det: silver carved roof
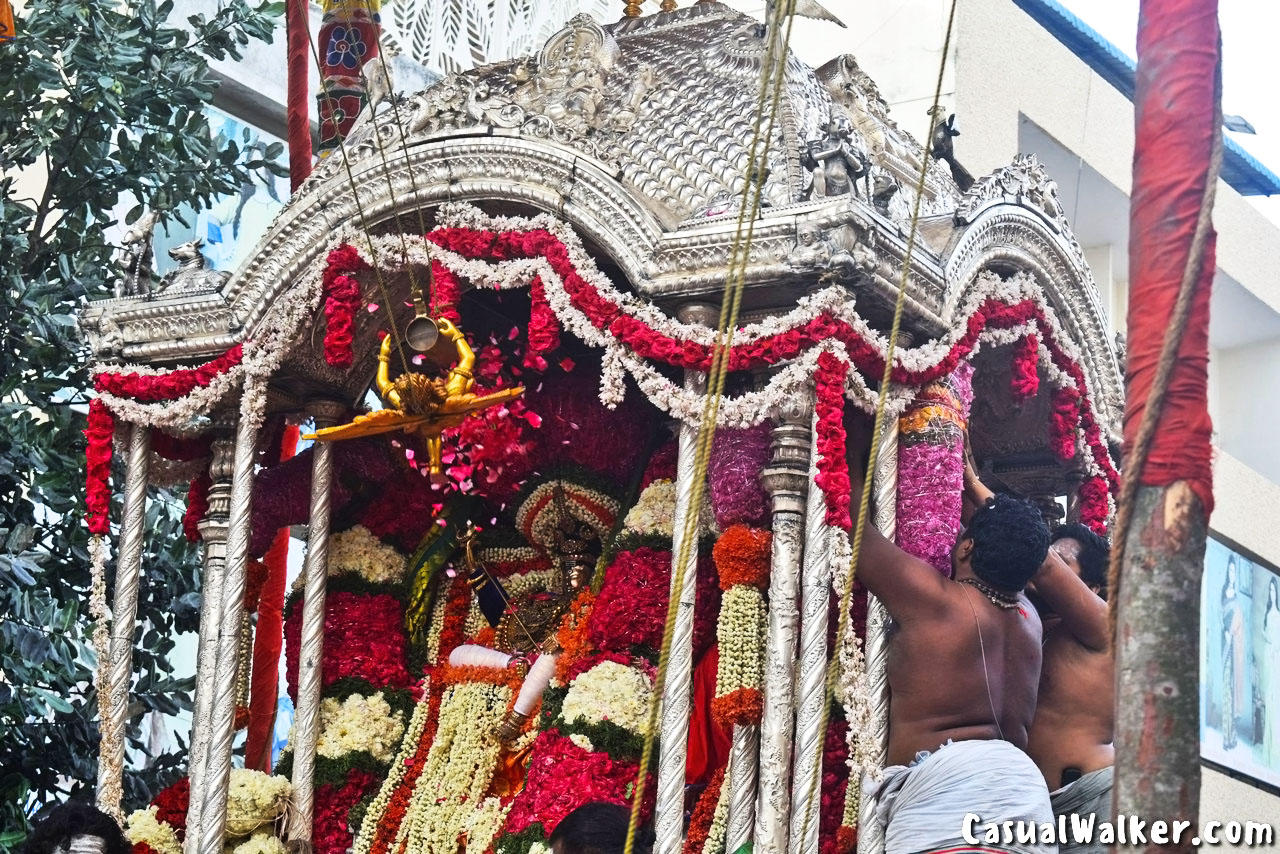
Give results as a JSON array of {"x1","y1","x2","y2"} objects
[{"x1": 79, "y1": 2, "x2": 1125, "y2": 448}]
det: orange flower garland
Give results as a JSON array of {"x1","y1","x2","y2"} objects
[
  {"x1": 553, "y1": 589, "x2": 595, "y2": 685},
  {"x1": 711, "y1": 525, "x2": 771, "y2": 729}
]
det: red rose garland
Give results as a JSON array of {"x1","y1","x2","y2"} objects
[
  {"x1": 1011, "y1": 334, "x2": 1041, "y2": 402},
  {"x1": 683, "y1": 765, "x2": 726, "y2": 854},
  {"x1": 1049, "y1": 386, "x2": 1082, "y2": 460},
  {"x1": 284, "y1": 591, "x2": 411, "y2": 700},
  {"x1": 524, "y1": 275, "x2": 561, "y2": 371},
  {"x1": 94, "y1": 344, "x2": 244, "y2": 402},
  {"x1": 150, "y1": 776, "x2": 190, "y2": 838},
  {"x1": 322, "y1": 245, "x2": 366, "y2": 368},
  {"x1": 1078, "y1": 476, "x2": 1110, "y2": 536},
  {"x1": 314, "y1": 768, "x2": 380, "y2": 854},
  {"x1": 183, "y1": 474, "x2": 211, "y2": 543},
  {"x1": 430, "y1": 260, "x2": 462, "y2": 323},
  {"x1": 814, "y1": 351, "x2": 852, "y2": 530},
  {"x1": 588, "y1": 547, "x2": 673, "y2": 653},
  {"x1": 84, "y1": 399, "x2": 115, "y2": 536}
]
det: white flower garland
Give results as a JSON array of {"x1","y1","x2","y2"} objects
[
  {"x1": 353, "y1": 676, "x2": 433, "y2": 854},
  {"x1": 829, "y1": 527, "x2": 877, "y2": 830},
  {"x1": 395, "y1": 681, "x2": 512, "y2": 854},
  {"x1": 713, "y1": 585, "x2": 767, "y2": 700},
  {"x1": 227, "y1": 832, "x2": 287, "y2": 854},
  {"x1": 702, "y1": 769, "x2": 731, "y2": 854},
  {"x1": 88, "y1": 536, "x2": 122, "y2": 821},
  {"x1": 326, "y1": 525, "x2": 409, "y2": 585},
  {"x1": 316, "y1": 691, "x2": 407, "y2": 764},
  {"x1": 560, "y1": 660, "x2": 654, "y2": 736}
]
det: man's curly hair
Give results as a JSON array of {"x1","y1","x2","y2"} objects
[
  {"x1": 22, "y1": 801, "x2": 131, "y2": 854},
  {"x1": 966, "y1": 493, "x2": 1050, "y2": 592},
  {"x1": 1052, "y1": 522, "x2": 1111, "y2": 600}
]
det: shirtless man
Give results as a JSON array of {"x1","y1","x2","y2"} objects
[
  {"x1": 850, "y1": 434, "x2": 1056, "y2": 854},
  {"x1": 1025, "y1": 523, "x2": 1114, "y2": 853}
]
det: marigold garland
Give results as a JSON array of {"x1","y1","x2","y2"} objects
[
  {"x1": 711, "y1": 585, "x2": 767, "y2": 728},
  {"x1": 553, "y1": 589, "x2": 595, "y2": 684},
  {"x1": 712, "y1": 525, "x2": 771, "y2": 590}
]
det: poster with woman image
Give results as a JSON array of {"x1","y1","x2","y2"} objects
[{"x1": 1200, "y1": 536, "x2": 1280, "y2": 788}]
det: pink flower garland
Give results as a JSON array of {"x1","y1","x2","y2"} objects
[
  {"x1": 524, "y1": 275, "x2": 561, "y2": 371},
  {"x1": 84, "y1": 400, "x2": 115, "y2": 536},
  {"x1": 708, "y1": 423, "x2": 770, "y2": 529},
  {"x1": 1049, "y1": 386, "x2": 1082, "y2": 460},
  {"x1": 183, "y1": 474, "x2": 211, "y2": 543},
  {"x1": 815, "y1": 351, "x2": 852, "y2": 530},
  {"x1": 322, "y1": 245, "x2": 365, "y2": 368},
  {"x1": 895, "y1": 364, "x2": 973, "y2": 574},
  {"x1": 1078, "y1": 476, "x2": 1110, "y2": 536},
  {"x1": 1011, "y1": 334, "x2": 1040, "y2": 402},
  {"x1": 94, "y1": 344, "x2": 244, "y2": 402}
]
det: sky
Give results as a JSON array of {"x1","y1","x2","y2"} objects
[{"x1": 1059, "y1": 0, "x2": 1280, "y2": 224}]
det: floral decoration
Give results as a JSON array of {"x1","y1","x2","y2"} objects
[
  {"x1": 125, "y1": 806, "x2": 181, "y2": 854},
  {"x1": 317, "y1": 692, "x2": 407, "y2": 763},
  {"x1": 84, "y1": 399, "x2": 115, "y2": 536},
  {"x1": 712, "y1": 525, "x2": 771, "y2": 590},
  {"x1": 711, "y1": 585, "x2": 766, "y2": 728},
  {"x1": 285, "y1": 591, "x2": 410, "y2": 701},
  {"x1": 95, "y1": 344, "x2": 244, "y2": 402},
  {"x1": 230, "y1": 832, "x2": 288, "y2": 854},
  {"x1": 503, "y1": 730, "x2": 652, "y2": 835},
  {"x1": 587, "y1": 547, "x2": 672, "y2": 654},
  {"x1": 323, "y1": 245, "x2": 366, "y2": 368},
  {"x1": 326, "y1": 525, "x2": 409, "y2": 586},
  {"x1": 1078, "y1": 476, "x2": 1111, "y2": 536},
  {"x1": 560, "y1": 659, "x2": 653, "y2": 736},
  {"x1": 708, "y1": 424, "x2": 770, "y2": 530},
  {"x1": 225, "y1": 769, "x2": 291, "y2": 837},
  {"x1": 682, "y1": 765, "x2": 726, "y2": 854},
  {"x1": 314, "y1": 768, "x2": 379, "y2": 854},
  {"x1": 1011, "y1": 334, "x2": 1041, "y2": 402},
  {"x1": 183, "y1": 474, "x2": 211, "y2": 543},
  {"x1": 151, "y1": 777, "x2": 190, "y2": 837},
  {"x1": 1049, "y1": 386, "x2": 1082, "y2": 461},
  {"x1": 819, "y1": 719, "x2": 851, "y2": 854},
  {"x1": 815, "y1": 350, "x2": 852, "y2": 530},
  {"x1": 623, "y1": 479, "x2": 716, "y2": 540}
]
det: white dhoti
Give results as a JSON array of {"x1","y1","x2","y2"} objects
[
  {"x1": 866, "y1": 739, "x2": 1057, "y2": 854},
  {"x1": 1050, "y1": 766, "x2": 1113, "y2": 854}
]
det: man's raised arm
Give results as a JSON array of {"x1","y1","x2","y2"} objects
[
  {"x1": 1030, "y1": 547, "x2": 1109, "y2": 652},
  {"x1": 847, "y1": 439, "x2": 950, "y2": 622}
]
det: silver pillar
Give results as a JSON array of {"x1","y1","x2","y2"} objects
[
  {"x1": 788, "y1": 413, "x2": 831, "y2": 854},
  {"x1": 186, "y1": 420, "x2": 236, "y2": 854},
  {"x1": 655, "y1": 303, "x2": 716, "y2": 854},
  {"x1": 725, "y1": 721, "x2": 760, "y2": 853},
  {"x1": 198, "y1": 408, "x2": 261, "y2": 854},
  {"x1": 96, "y1": 422, "x2": 151, "y2": 820},
  {"x1": 288, "y1": 402, "x2": 345, "y2": 843},
  {"x1": 753, "y1": 399, "x2": 812, "y2": 854}
]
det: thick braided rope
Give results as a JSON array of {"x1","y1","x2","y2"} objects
[
  {"x1": 798, "y1": 0, "x2": 960, "y2": 847},
  {"x1": 625, "y1": 3, "x2": 799, "y2": 852}
]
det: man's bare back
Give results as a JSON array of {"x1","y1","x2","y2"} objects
[
  {"x1": 849, "y1": 443, "x2": 1047, "y2": 765},
  {"x1": 886, "y1": 584, "x2": 1043, "y2": 765},
  {"x1": 1025, "y1": 530, "x2": 1115, "y2": 790}
]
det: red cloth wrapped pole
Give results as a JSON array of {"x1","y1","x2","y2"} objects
[
  {"x1": 286, "y1": 0, "x2": 313, "y2": 191},
  {"x1": 1125, "y1": 0, "x2": 1218, "y2": 514},
  {"x1": 1114, "y1": 0, "x2": 1220, "y2": 840},
  {"x1": 245, "y1": 425, "x2": 301, "y2": 771}
]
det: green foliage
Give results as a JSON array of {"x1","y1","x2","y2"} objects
[{"x1": 0, "y1": 0, "x2": 282, "y2": 848}]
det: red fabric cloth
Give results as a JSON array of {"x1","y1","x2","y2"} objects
[
  {"x1": 245, "y1": 425, "x2": 300, "y2": 771},
  {"x1": 1125, "y1": 0, "x2": 1218, "y2": 515},
  {"x1": 286, "y1": 0, "x2": 313, "y2": 191},
  {"x1": 686, "y1": 645, "x2": 731, "y2": 785}
]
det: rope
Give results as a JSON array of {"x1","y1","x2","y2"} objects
[
  {"x1": 624, "y1": 2, "x2": 799, "y2": 851},
  {"x1": 798, "y1": 0, "x2": 959, "y2": 845},
  {"x1": 305, "y1": 31, "x2": 412, "y2": 376},
  {"x1": 1106, "y1": 47, "x2": 1223, "y2": 642}
]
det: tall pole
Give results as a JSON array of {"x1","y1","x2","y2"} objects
[{"x1": 1113, "y1": 0, "x2": 1220, "y2": 847}]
